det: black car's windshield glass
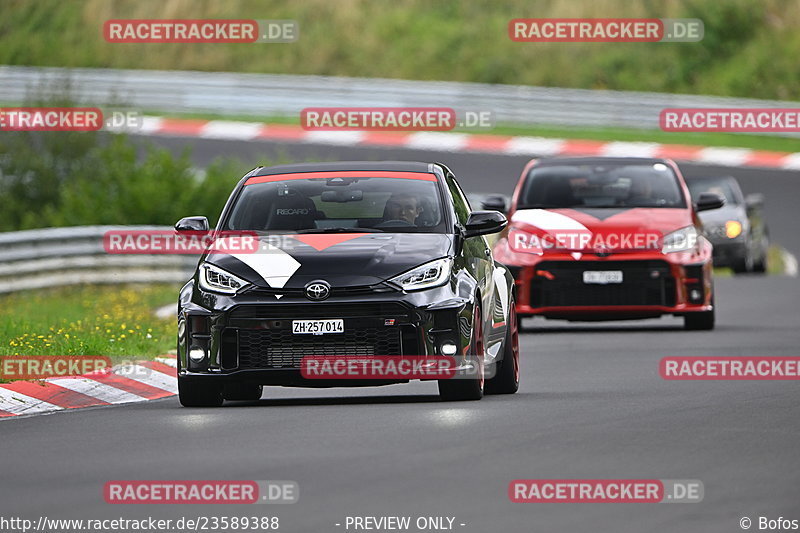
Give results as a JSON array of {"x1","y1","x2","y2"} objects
[
  {"x1": 687, "y1": 179, "x2": 739, "y2": 205},
  {"x1": 224, "y1": 174, "x2": 446, "y2": 233},
  {"x1": 520, "y1": 162, "x2": 686, "y2": 209}
]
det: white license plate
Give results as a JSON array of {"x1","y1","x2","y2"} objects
[
  {"x1": 583, "y1": 270, "x2": 624, "y2": 284},
  {"x1": 292, "y1": 319, "x2": 344, "y2": 335}
]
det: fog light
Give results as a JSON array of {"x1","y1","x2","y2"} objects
[
  {"x1": 189, "y1": 347, "x2": 206, "y2": 362},
  {"x1": 440, "y1": 342, "x2": 457, "y2": 356},
  {"x1": 690, "y1": 289, "x2": 702, "y2": 301}
]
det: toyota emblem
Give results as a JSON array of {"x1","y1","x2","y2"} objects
[
  {"x1": 305, "y1": 281, "x2": 331, "y2": 300},
  {"x1": 593, "y1": 244, "x2": 611, "y2": 257}
]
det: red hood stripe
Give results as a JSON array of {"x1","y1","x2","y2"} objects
[{"x1": 245, "y1": 170, "x2": 436, "y2": 186}]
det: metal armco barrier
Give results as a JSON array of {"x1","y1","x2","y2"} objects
[
  {"x1": 0, "y1": 226, "x2": 197, "y2": 294},
  {"x1": 1, "y1": 65, "x2": 797, "y2": 133}
]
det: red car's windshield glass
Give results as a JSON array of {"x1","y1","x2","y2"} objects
[{"x1": 520, "y1": 163, "x2": 687, "y2": 209}]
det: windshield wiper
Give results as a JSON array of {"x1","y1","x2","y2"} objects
[{"x1": 296, "y1": 227, "x2": 384, "y2": 233}]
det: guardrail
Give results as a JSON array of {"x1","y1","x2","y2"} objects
[
  {"x1": 0, "y1": 226, "x2": 197, "y2": 294},
  {"x1": 1, "y1": 65, "x2": 797, "y2": 133}
]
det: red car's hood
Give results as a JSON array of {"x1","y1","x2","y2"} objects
[{"x1": 509, "y1": 207, "x2": 693, "y2": 252}]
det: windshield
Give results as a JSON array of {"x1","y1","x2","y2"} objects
[
  {"x1": 687, "y1": 178, "x2": 740, "y2": 205},
  {"x1": 223, "y1": 173, "x2": 446, "y2": 233},
  {"x1": 519, "y1": 162, "x2": 686, "y2": 209}
]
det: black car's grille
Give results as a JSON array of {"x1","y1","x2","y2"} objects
[
  {"x1": 237, "y1": 327, "x2": 403, "y2": 369},
  {"x1": 531, "y1": 260, "x2": 676, "y2": 307},
  {"x1": 228, "y1": 302, "x2": 414, "y2": 369}
]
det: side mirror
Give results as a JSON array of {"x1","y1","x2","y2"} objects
[
  {"x1": 464, "y1": 210, "x2": 507, "y2": 238},
  {"x1": 695, "y1": 192, "x2": 725, "y2": 213},
  {"x1": 175, "y1": 216, "x2": 210, "y2": 232},
  {"x1": 745, "y1": 193, "x2": 764, "y2": 210},
  {"x1": 481, "y1": 195, "x2": 508, "y2": 213}
]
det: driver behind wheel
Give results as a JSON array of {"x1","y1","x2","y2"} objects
[{"x1": 383, "y1": 193, "x2": 424, "y2": 225}]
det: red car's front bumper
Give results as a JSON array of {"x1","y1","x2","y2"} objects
[{"x1": 495, "y1": 239, "x2": 714, "y2": 321}]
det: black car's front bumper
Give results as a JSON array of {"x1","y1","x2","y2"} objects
[
  {"x1": 177, "y1": 282, "x2": 474, "y2": 387},
  {"x1": 709, "y1": 239, "x2": 747, "y2": 268}
]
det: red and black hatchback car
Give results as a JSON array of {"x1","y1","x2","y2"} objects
[{"x1": 492, "y1": 157, "x2": 725, "y2": 330}]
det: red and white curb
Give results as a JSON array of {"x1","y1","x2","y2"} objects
[
  {"x1": 0, "y1": 355, "x2": 177, "y2": 419},
  {"x1": 115, "y1": 117, "x2": 800, "y2": 170}
]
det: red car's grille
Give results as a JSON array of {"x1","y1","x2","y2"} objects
[{"x1": 530, "y1": 260, "x2": 676, "y2": 307}]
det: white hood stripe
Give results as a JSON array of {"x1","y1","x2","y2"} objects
[
  {"x1": 231, "y1": 243, "x2": 301, "y2": 289},
  {"x1": 512, "y1": 209, "x2": 589, "y2": 232}
]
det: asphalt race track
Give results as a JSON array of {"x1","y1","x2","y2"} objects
[{"x1": 1, "y1": 136, "x2": 798, "y2": 533}]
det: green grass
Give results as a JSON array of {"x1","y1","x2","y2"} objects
[
  {"x1": 469, "y1": 125, "x2": 800, "y2": 154},
  {"x1": 0, "y1": 284, "x2": 180, "y2": 361},
  {"x1": 766, "y1": 244, "x2": 789, "y2": 275},
  {"x1": 1, "y1": 0, "x2": 799, "y2": 101}
]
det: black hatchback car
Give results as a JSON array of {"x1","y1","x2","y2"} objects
[
  {"x1": 175, "y1": 161, "x2": 519, "y2": 406},
  {"x1": 686, "y1": 176, "x2": 770, "y2": 273}
]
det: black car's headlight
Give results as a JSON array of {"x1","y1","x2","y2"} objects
[
  {"x1": 707, "y1": 221, "x2": 743, "y2": 240},
  {"x1": 388, "y1": 257, "x2": 453, "y2": 291},
  {"x1": 198, "y1": 263, "x2": 249, "y2": 294},
  {"x1": 723, "y1": 220, "x2": 743, "y2": 239}
]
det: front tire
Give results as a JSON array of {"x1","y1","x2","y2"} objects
[
  {"x1": 438, "y1": 303, "x2": 485, "y2": 401},
  {"x1": 751, "y1": 251, "x2": 768, "y2": 273},
  {"x1": 684, "y1": 306, "x2": 715, "y2": 331},
  {"x1": 731, "y1": 252, "x2": 753, "y2": 274},
  {"x1": 178, "y1": 378, "x2": 223, "y2": 407},
  {"x1": 486, "y1": 301, "x2": 520, "y2": 395}
]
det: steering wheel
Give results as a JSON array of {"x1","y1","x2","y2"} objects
[{"x1": 374, "y1": 219, "x2": 416, "y2": 228}]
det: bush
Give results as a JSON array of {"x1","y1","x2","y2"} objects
[{"x1": 0, "y1": 130, "x2": 252, "y2": 231}]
